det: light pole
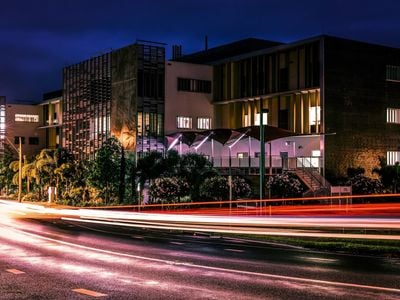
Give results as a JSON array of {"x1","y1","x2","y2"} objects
[
  {"x1": 18, "y1": 137, "x2": 22, "y2": 202},
  {"x1": 259, "y1": 98, "x2": 269, "y2": 201}
]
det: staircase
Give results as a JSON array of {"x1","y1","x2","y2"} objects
[{"x1": 295, "y1": 167, "x2": 331, "y2": 197}]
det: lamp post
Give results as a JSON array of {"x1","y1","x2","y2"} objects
[
  {"x1": 18, "y1": 137, "x2": 22, "y2": 202},
  {"x1": 259, "y1": 98, "x2": 269, "y2": 201}
]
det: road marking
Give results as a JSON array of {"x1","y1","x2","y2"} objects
[
  {"x1": 299, "y1": 256, "x2": 338, "y2": 263},
  {"x1": 170, "y1": 241, "x2": 185, "y2": 245},
  {"x1": 72, "y1": 288, "x2": 107, "y2": 297},
  {"x1": 6, "y1": 269, "x2": 25, "y2": 274},
  {"x1": 224, "y1": 248, "x2": 244, "y2": 253},
  {"x1": 11, "y1": 226, "x2": 400, "y2": 295}
]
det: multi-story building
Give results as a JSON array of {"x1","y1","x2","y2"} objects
[
  {"x1": 173, "y1": 35, "x2": 400, "y2": 184},
  {"x1": 39, "y1": 90, "x2": 63, "y2": 150},
  {"x1": 2, "y1": 98, "x2": 46, "y2": 158},
  {"x1": 62, "y1": 41, "x2": 165, "y2": 159}
]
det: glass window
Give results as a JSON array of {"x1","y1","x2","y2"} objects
[
  {"x1": 29, "y1": 137, "x2": 39, "y2": 145},
  {"x1": 386, "y1": 65, "x2": 400, "y2": 82},
  {"x1": 15, "y1": 114, "x2": 39, "y2": 122},
  {"x1": 387, "y1": 151, "x2": 400, "y2": 165},
  {"x1": 176, "y1": 116, "x2": 192, "y2": 129},
  {"x1": 387, "y1": 108, "x2": 400, "y2": 123},
  {"x1": 197, "y1": 117, "x2": 211, "y2": 129},
  {"x1": 14, "y1": 136, "x2": 25, "y2": 144},
  {"x1": 254, "y1": 112, "x2": 268, "y2": 125}
]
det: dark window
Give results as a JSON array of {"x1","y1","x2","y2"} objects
[
  {"x1": 29, "y1": 137, "x2": 39, "y2": 145},
  {"x1": 14, "y1": 136, "x2": 25, "y2": 144},
  {"x1": 278, "y1": 109, "x2": 289, "y2": 130},
  {"x1": 177, "y1": 78, "x2": 211, "y2": 93}
]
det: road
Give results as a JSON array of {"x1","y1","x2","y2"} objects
[{"x1": 0, "y1": 209, "x2": 400, "y2": 299}]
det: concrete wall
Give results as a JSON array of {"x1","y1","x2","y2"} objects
[
  {"x1": 324, "y1": 36, "x2": 400, "y2": 178},
  {"x1": 165, "y1": 61, "x2": 213, "y2": 134},
  {"x1": 6, "y1": 104, "x2": 46, "y2": 158},
  {"x1": 111, "y1": 45, "x2": 137, "y2": 151}
]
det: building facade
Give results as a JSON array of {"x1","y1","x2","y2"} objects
[
  {"x1": 175, "y1": 36, "x2": 400, "y2": 180},
  {"x1": 62, "y1": 41, "x2": 165, "y2": 159}
]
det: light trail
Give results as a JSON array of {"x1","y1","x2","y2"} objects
[
  {"x1": 0, "y1": 220, "x2": 399, "y2": 296},
  {"x1": 1, "y1": 199, "x2": 400, "y2": 240}
]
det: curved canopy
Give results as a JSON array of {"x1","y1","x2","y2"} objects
[{"x1": 166, "y1": 125, "x2": 300, "y2": 147}]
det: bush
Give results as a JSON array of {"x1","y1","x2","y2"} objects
[
  {"x1": 21, "y1": 192, "x2": 41, "y2": 202},
  {"x1": 199, "y1": 176, "x2": 252, "y2": 201},
  {"x1": 345, "y1": 174, "x2": 384, "y2": 195},
  {"x1": 267, "y1": 172, "x2": 304, "y2": 198},
  {"x1": 149, "y1": 177, "x2": 189, "y2": 203}
]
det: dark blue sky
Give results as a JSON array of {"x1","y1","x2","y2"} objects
[{"x1": 1, "y1": 0, "x2": 400, "y2": 102}]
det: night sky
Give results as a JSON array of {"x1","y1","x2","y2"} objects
[{"x1": 1, "y1": 0, "x2": 400, "y2": 102}]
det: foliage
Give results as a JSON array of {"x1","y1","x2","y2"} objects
[
  {"x1": 199, "y1": 176, "x2": 229, "y2": 201},
  {"x1": 179, "y1": 153, "x2": 218, "y2": 201},
  {"x1": 372, "y1": 157, "x2": 400, "y2": 192},
  {"x1": 232, "y1": 176, "x2": 252, "y2": 199},
  {"x1": 0, "y1": 145, "x2": 17, "y2": 193},
  {"x1": 199, "y1": 176, "x2": 251, "y2": 201},
  {"x1": 148, "y1": 176, "x2": 189, "y2": 203},
  {"x1": 345, "y1": 174, "x2": 384, "y2": 195},
  {"x1": 87, "y1": 138, "x2": 122, "y2": 203},
  {"x1": 21, "y1": 192, "x2": 40, "y2": 202},
  {"x1": 266, "y1": 172, "x2": 304, "y2": 198}
]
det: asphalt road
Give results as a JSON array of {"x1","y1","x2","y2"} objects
[{"x1": 0, "y1": 216, "x2": 400, "y2": 299}]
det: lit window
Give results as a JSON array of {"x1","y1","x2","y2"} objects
[
  {"x1": 15, "y1": 114, "x2": 39, "y2": 122},
  {"x1": 309, "y1": 106, "x2": 320, "y2": 132},
  {"x1": 197, "y1": 117, "x2": 211, "y2": 129},
  {"x1": 237, "y1": 152, "x2": 248, "y2": 159},
  {"x1": 387, "y1": 108, "x2": 400, "y2": 124},
  {"x1": 387, "y1": 151, "x2": 400, "y2": 165},
  {"x1": 254, "y1": 112, "x2": 268, "y2": 125},
  {"x1": 244, "y1": 115, "x2": 250, "y2": 127},
  {"x1": 386, "y1": 65, "x2": 400, "y2": 82},
  {"x1": 176, "y1": 116, "x2": 192, "y2": 129}
]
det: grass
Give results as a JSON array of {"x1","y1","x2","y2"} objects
[{"x1": 223, "y1": 234, "x2": 400, "y2": 258}]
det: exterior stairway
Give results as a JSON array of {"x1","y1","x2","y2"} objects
[{"x1": 295, "y1": 168, "x2": 331, "y2": 197}]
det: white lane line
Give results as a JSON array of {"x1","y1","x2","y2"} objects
[
  {"x1": 224, "y1": 248, "x2": 245, "y2": 253},
  {"x1": 9, "y1": 225, "x2": 400, "y2": 295},
  {"x1": 170, "y1": 241, "x2": 185, "y2": 245},
  {"x1": 72, "y1": 288, "x2": 107, "y2": 297},
  {"x1": 6, "y1": 269, "x2": 25, "y2": 274}
]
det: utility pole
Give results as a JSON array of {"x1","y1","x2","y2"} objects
[{"x1": 259, "y1": 98, "x2": 269, "y2": 201}]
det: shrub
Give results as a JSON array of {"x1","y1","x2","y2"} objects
[
  {"x1": 149, "y1": 177, "x2": 189, "y2": 203},
  {"x1": 267, "y1": 172, "x2": 304, "y2": 198}
]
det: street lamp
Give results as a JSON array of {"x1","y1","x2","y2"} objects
[{"x1": 259, "y1": 98, "x2": 269, "y2": 201}]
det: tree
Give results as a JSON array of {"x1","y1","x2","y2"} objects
[
  {"x1": 179, "y1": 153, "x2": 218, "y2": 201},
  {"x1": 87, "y1": 138, "x2": 122, "y2": 203},
  {"x1": 200, "y1": 176, "x2": 252, "y2": 201},
  {"x1": 199, "y1": 176, "x2": 229, "y2": 201},
  {"x1": 346, "y1": 174, "x2": 384, "y2": 195},
  {"x1": 267, "y1": 172, "x2": 304, "y2": 198},
  {"x1": 148, "y1": 177, "x2": 189, "y2": 203},
  {"x1": 0, "y1": 145, "x2": 16, "y2": 194},
  {"x1": 372, "y1": 157, "x2": 400, "y2": 192}
]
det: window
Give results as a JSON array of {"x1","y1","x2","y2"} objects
[
  {"x1": 29, "y1": 137, "x2": 39, "y2": 145},
  {"x1": 254, "y1": 112, "x2": 268, "y2": 125},
  {"x1": 387, "y1": 151, "x2": 400, "y2": 165},
  {"x1": 244, "y1": 114, "x2": 250, "y2": 127},
  {"x1": 387, "y1": 108, "x2": 400, "y2": 123},
  {"x1": 197, "y1": 117, "x2": 211, "y2": 129},
  {"x1": 386, "y1": 65, "x2": 400, "y2": 82},
  {"x1": 176, "y1": 116, "x2": 192, "y2": 129},
  {"x1": 14, "y1": 136, "x2": 25, "y2": 144},
  {"x1": 177, "y1": 78, "x2": 212, "y2": 93},
  {"x1": 237, "y1": 152, "x2": 248, "y2": 159},
  {"x1": 309, "y1": 106, "x2": 321, "y2": 132},
  {"x1": 15, "y1": 114, "x2": 39, "y2": 122}
]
